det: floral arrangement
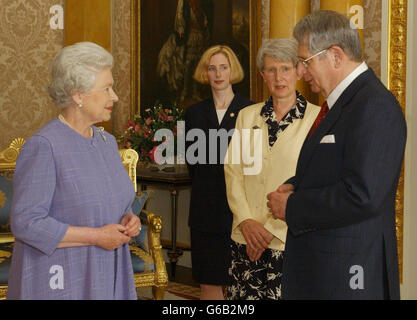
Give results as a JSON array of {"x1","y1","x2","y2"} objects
[{"x1": 118, "y1": 104, "x2": 185, "y2": 163}]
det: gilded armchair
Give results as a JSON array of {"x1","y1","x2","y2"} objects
[
  {"x1": 0, "y1": 142, "x2": 167, "y2": 300},
  {"x1": 119, "y1": 149, "x2": 168, "y2": 300},
  {"x1": 0, "y1": 138, "x2": 25, "y2": 300}
]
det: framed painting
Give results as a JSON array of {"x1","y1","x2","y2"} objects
[{"x1": 130, "y1": 0, "x2": 259, "y2": 116}]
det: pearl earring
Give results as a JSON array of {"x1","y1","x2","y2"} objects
[{"x1": 78, "y1": 103, "x2": 83, "y2": 108}]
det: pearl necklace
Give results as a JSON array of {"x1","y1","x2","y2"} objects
[{"x1": 58, "y1": 114, "x2": 94, "y2": 138}]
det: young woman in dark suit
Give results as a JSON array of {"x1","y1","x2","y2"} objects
[{"x1": 185, "y1": 45, "x2": 253, "y2": 299}]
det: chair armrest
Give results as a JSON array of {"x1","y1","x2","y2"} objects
[
  {"x1": 140, "y1": 209, "x2": 162, "y2": 248},
  {"x1": 140, "y1": 209, "x2": 168, "y2": 285},
  {"x1": 0, "y1": 233, "x2": 14, "y2": 244}
]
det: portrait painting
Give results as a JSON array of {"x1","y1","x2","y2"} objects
[{"x1": 136, "y1": 0, "x2": 252, "y2": 112}]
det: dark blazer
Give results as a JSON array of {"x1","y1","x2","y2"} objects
[
  {"x1": 185, "y1": 93, "x2": 253, "y2": 233},
  {"x1": 282, "y1": 68, "x2": 407, "y2": 300}
]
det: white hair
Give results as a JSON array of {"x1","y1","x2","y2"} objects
[
  {"x1": 256, "y1": 38, "x2": 299, "y2": 71},
  {"x1": 47, "y1": 42, "x2": 114, "y2": 108}
]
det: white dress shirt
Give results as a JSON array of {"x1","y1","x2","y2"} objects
[{"x1": 327, "y1": 62, "x2": 368, "y2": 109}]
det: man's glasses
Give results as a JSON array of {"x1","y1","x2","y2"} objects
[{"x1": 298, "y1": 48, "x2": 328, "y2": 68}]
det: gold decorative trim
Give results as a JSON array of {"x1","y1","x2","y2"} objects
[
  {"x1": 119, "y1": 148, "x2": 139, "y2": 192},
  {"x1": 0, "y1": 138, "x2": 25, "y2": 170},
  {"x1": 388, "y1": 0, "x2": 407, "y2": 284},
  {"x1": 0, "y1": 249, "x2": 11, "y2": 263},
  {"x1": 119, "y1": 148, "x2": 168, "y2": 299},
  {"x1": 0, "y1": 234, "x2": 14, "y2": 244},
  {"x1": 129, "y1": 245, "x2": 153, "y2": 264},
  {"x1": 0, "y1": 286, "x2": 7, "y2": 300},
  {"x1": 0, "y1": 191, "x2": 5, "y2": 208}
]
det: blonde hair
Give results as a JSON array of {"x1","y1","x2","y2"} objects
[{"x1": 193, "y1": 45, "x2": 244, "y2": 85}]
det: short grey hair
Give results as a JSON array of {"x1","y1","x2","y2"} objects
[
  {"x1": 47, "y1": 42, "x2": 114, "y2": 108},
  {"x1": 256, "y1": 38, "x2": 299, "y2": 71},
  {"x1": 293, "y1": 10, "x2": 362, "y2": 62}
]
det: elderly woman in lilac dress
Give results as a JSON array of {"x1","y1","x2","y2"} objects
[{"x1": 7, "y1": 42, "x2": 140, "y2": 299}]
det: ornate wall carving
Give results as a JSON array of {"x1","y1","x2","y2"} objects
[
  {"x1": 364, "y1": 0, "x2": 382, "y2": 77},
  {"x1": 112, "y1": 0, "x2": 132, "y2": 136},
  {"x1": 261, "y1": 0, "x2": 270, "y2": 40},
  {"x1": 0, "y1": 0, "x2": 64, "y2": 150}
]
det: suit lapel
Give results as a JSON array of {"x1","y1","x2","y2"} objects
[
  {"x1": 295, "y1": 69, "x2": 374, "y2": 183},
  {"x1": 203, "y1": 98, "x2": 220, "y2": 128}
]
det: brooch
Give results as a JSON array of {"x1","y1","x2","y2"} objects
[{"x1": 97, "y1": 127, "x2": 107, "y2": 143}]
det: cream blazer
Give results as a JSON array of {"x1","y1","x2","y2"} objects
[{"x1": 224, "y1": 101, "x2": 320, "y2": 250}]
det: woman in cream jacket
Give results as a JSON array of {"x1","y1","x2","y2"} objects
[{"x1": 224, "y1": 38, "x2": 320, "y2": 300}]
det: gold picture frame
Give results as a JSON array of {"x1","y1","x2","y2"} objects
[
  {"x1": 130, "y1": 0, "x2": 259, "y2": 117},
  {"x1": 388, "y1": 0, "x2": 407, "y2": 284}
]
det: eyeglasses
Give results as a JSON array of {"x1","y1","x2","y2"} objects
[
  {"x1": 262, "y1": 65, "x2": 294, "y2": 78},
  {"x1": 298, "y1": 48, "x2": 328, "y2": 69}
]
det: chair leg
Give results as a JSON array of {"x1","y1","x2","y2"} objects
[
  {"x1": 152, "y1": 286, "x2": 166, "y2": 300},
  {"x1": 0, "y1": 286, "x2": 7, "y2": 300}
]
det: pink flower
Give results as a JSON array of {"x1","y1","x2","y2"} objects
[
  {"x1": 145, "y1": 117, "x2": 152, "y2": 126},
  {"x1": 126, "y1": 120, "x2": 135, "y2": 129},
  {"x1": 149, "y1": 146, "x2": 157, "y2": 162},
  {"x1": 134, "y1": 124, "x2": 141, "y2": 132},
  {"x1": 159, "y1": 111, "x2": 168, "y2": 121}
]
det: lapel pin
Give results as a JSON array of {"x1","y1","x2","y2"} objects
[{"x1": 230, "y1": 113, "x2": 235, "y2": 118}]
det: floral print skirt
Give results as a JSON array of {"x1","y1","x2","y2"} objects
[{"x1": 226, "y1": 241, "x2": 284, "y2": 300}]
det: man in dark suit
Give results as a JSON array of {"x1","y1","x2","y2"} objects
[{"x1": 266, "y1": 10, "x2": 407, "y2": 299}]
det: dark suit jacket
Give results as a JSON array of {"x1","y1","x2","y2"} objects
[
  {"x1": 282, "y1": 68, "x2": 407, "y2": 299},
  {"x1": 185, "y1": 93, "x2": 253, "y2": 233}
]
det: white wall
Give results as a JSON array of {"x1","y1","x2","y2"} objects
[{"x1": 401, "y1": 0, "x2": 417, "y2": 300}]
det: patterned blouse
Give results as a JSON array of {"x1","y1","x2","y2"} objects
[{"x1": 260, "y1": 91, "x2": 307, "y2": 147}]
